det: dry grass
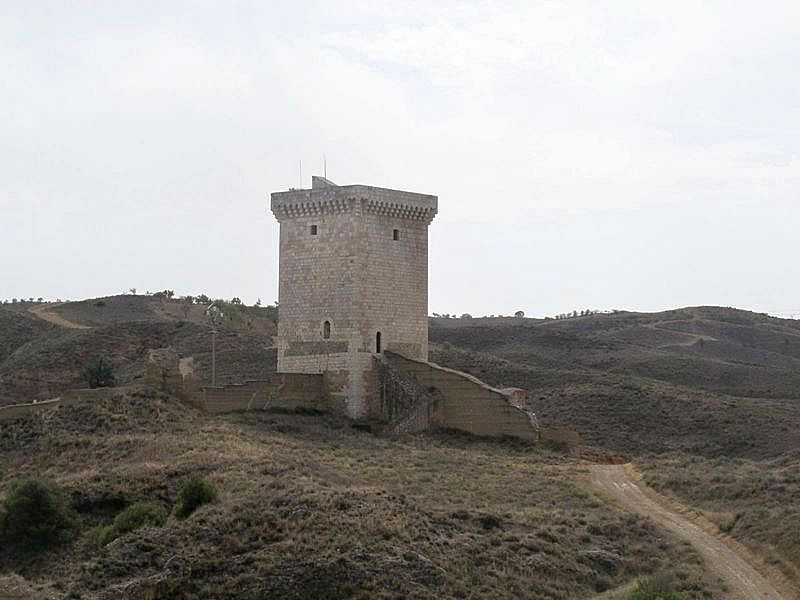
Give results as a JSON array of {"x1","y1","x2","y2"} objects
[
  {"x1": 639, "y1": 453, "x2": 800, "y2": 589},
  {"x1": 431, "y1": 340, "x2": 800, "y2": 460},
  {"x1": 0, "y1": 392, "x2": 723, "y2": 599}
]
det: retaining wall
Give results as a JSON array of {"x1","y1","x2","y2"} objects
[
  {"x1": 379, "y1": 351, "x2": 539, "y2": 441},
  {"x1": 193, "y1": 373, "x2": 327, "y2": 414}
]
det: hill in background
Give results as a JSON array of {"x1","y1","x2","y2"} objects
[
  {"x1": 4, "y1": 297, "x2": 799, "y2": 458},
  {"x1": 430, "y1": 307, "x2": 800, "y2": 458},
  {"x1": 0, "y1": 295, "x2": 277, "y2": 406}
]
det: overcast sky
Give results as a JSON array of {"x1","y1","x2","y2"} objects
[{"x1": 2, "y1": 1, "x2": 799, "y2": 318}]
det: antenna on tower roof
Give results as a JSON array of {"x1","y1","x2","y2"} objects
[
  {"x1": 323, "y1": 154, "x2": 327, "y2": 179},
  {"x1": 299, "y1": 159, "x2": 302, "y2": 188}
]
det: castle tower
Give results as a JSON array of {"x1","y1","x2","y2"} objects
[{"x1": 270, "y1": 176, "x2": 437, "y2": 418}]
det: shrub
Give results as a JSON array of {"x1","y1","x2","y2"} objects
[
  {"x1": 478, "y1": 514, "x2": 502, "y2": 530},
  {"x1": 0, "y1": 478, "x2": 75, "y2": 552},
  {"x1": 628, "y1": 572, "x2": 684, "y2": 600},
  {"x1": 114, "y1": 502, "x2": 168, "y2": 533},
  {"x1": 82, "y1": 357, "x2": 116, "y2": 389},
  {"x1": 718, "y1": 512, "x2": 741, "y2": 533},
  {"x1": 174, "y1": 475, "x2": 217, "y2": 520},
  {"x1": 88, "y1": 524, "x2": 114, "y2": 549},
  {"x1": 90, "y1": 502, "x2": 168, "y2": 548}
]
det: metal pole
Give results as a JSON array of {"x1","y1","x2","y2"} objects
[{"x1": 206, "y1": 302, "x2": 222, "y2": 386}]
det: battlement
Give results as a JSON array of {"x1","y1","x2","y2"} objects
[{"x1": 271, "y1": 177, "x2": 438, "y2": 223}]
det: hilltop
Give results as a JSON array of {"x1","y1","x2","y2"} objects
[{"x1": 0, "y1": 295, "x2": 277, "y2": 406}]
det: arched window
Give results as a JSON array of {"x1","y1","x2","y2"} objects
[
  {"x1": 375, "y1": 331, "x2": 382, "y2": 353},
  {"x1": 323, "y1": 320, "x2": 331, "y2": 339}
]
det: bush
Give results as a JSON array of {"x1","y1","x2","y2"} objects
[
  {"x1": 0, "y1": 478, "x2": 75, "y2": 552},
  {"x1": 718, "y1": 512, "x2": 741, "y2": 533},
  {"x1": 174, "y1": 475, "x2": 217, "y2": 520},
  {"x1": 628, "y1": 572, "x2": 684, "y2": 600},
  {"x1": 113, "y1": 502, "x2": 168, "y2": 533},
  {"x1": 82, "y1": 357, "x2": 116, "y2": 389},
  {"x1": 90, "y1": 502, "x2": 168, "y2": 548}
]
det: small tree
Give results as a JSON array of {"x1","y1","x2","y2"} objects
[
  {"x1": 180, "y1": 296, "x2": 193, "y2": 319},
  {"x1": 82, "y1": 357, "x2": 116, "y2": 389},
  {"x1": 230, "y1": 297, "x2": 242, "y2": 305},
  {"x1": 515, "y1": 310, "x2": 525, "y2": 318},
  {"x1": 174, "y1": 475, "x2": 217, "y2": 520},
  {"x1": 0, "y1": 478, "x2": 75, "y2": 552}
]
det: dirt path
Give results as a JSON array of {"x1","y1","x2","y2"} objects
[
  {"x1": 643, "y1": 321, "x2": 718, "y2": 347},
  {"x1": 28, "y1": 303, "x2": 89, "y2": 330},
  {"x1": 591, "y1": 464, "x2": 789, "y2": 599}
]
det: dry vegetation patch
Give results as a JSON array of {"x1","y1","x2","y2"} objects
[
  {"x1": 0, "y1": 394, "x2": 722, "y2": 598},
  {"x1": 639, "y1": 453, "x2": 800, "y2": 589}
]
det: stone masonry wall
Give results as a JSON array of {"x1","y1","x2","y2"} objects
[
  {"x1": 375, "y1": 356, "x2": 440, "y2": 433},
  {"x1": 193, "y1": 373, "x2": 326, "y2": 414},
  {"x1": 358, "y1": 210, "x2": 429, "y2": 360},
  {"x1": 276, "y1": 209, "x2": 357, "y2": 371},
  {"x1": 379, "y1": 351, "x2": 539, "y2": 441}
]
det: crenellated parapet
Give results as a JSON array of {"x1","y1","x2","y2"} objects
[
  {"x1": 271, "y1": 177, "x2": 437, "y2": 224},
  {"x1": 272, "y1": 197, "x2": 352, "y2": 220},
  {"x1": 363, "y1": 198, "x2": 436, "y2": 221}
]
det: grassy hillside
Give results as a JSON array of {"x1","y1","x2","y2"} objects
[
  {"x1": 429, "y1": 307, "x2": 800, "y2": 586},
  {"x1": 0, "y1": 296, "x2": 277, "y2": 406},
  {"x1": 3, "y1": 298, "x2": 800, "y2": 593},
  {"x1": 639, "y1": 453, "x2": 800, "y2": 586},
  {"x1": 431, "y1": 308, "x2": 800, "y2": 399},
  {"x1": 430, "y1": 307, "x2": 800, "y2": 457},
  {"x1": 48, "y1": 295, "x2": 277, "y2": 334},
  {"x1": 0, "y1": 390, "x2": 722, "y2": 599}
]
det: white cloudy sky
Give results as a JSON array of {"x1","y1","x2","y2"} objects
[{"x1": 2, "y1": 1, "x2": 799, "y2": 317}]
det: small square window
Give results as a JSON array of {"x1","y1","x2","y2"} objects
[
  {"x1": 393, "y1": 229, "x2": 400, "y2": 241},
  {"x1": 310, "y1": 225, "x2": 318, "y2": 235}
]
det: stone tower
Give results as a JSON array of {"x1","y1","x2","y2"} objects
[{"x1": 270, "y1": 176, "x2": 437, "y2": 418}]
